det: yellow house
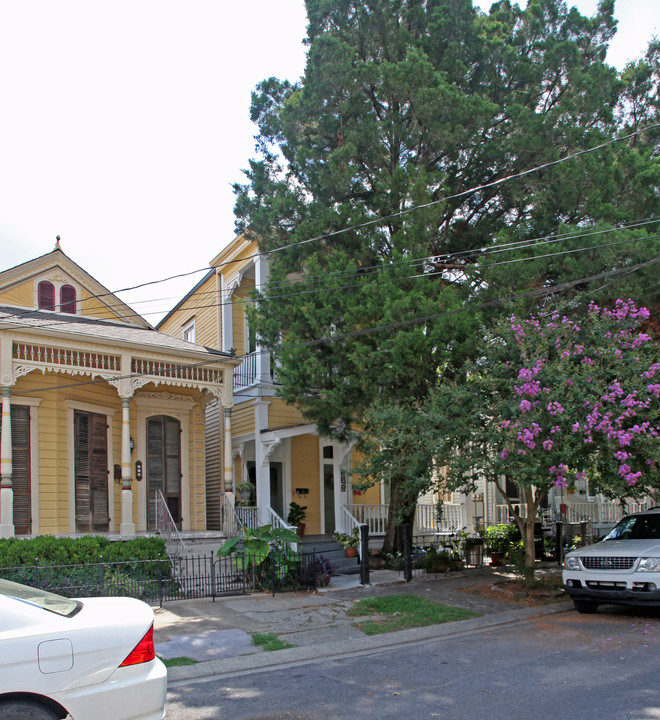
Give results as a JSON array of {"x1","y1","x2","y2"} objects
[
  {"x1": 0, "y1": 245, "x2": 238, "y2": 539},
  {"x1": 158, "y1": 232, "x2": 383, "y2": 537}
]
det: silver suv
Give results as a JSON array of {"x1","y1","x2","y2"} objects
[{"x1": 563, "y1": 508, "x2": 660, "y2": 613}]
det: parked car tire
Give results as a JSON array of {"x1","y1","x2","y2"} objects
[
  {"x1": 0, "y1": 700, "x2": 59, "y2": 720},
  {"x1": 573, "y1": 599, "x2": 598, "y2": 614}
]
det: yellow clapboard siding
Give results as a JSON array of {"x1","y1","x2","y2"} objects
[
  {"x1": 291, "y1": 434, "x2": 321, "y2": 534},
  {"x1": 231, "y1": 403, "x2": 255, "y2": 437},
  {"x1": 0, "y1": 282, "x2": 33, "y2": 308},
  {"x1": 268, "y1": 399, "x2": 305, "y2": 429}
]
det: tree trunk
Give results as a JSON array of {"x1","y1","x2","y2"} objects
[{"x1": 381, "y1": 475, "x2": 415, "y2": 555}]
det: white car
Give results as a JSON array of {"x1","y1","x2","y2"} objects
[
  {"x1": 0, "y1": 578, "x2": 167, "y2": 720},
  {"x1": 563, "y1": 508, "x2": 660, "y2": 614}
]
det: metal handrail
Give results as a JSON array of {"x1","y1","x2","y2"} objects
[
  {"x1": 267, "y1": 506, "x2": 297, "y2": 533},
  {"x1": 154, "y1": 490, "x2": 186, "y2": 557}
]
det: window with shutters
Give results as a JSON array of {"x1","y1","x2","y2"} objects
[
  {"x1": 147, "y1": 416, "x2": 181, "y2": 530},
  {"x1": 0, "y1": 406, "x2": 31, "y2": 534},
  {"x1": 74, "y1": 410, "x2": 109, "y2": 532},
  {"x1": 38, "y1": 281, "x2": 56, "y2": 310},
  {"x1": 60, "y1": 284, "x2": 77, "y2": 314}
]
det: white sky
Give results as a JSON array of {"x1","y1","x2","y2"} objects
[{"x1": 0, "y1": 0, "x2": 658, "y2": 325}]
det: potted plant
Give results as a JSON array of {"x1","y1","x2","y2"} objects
[
  {"x1": 235, "y1": 480, "x2": 253, "y2": 507},
  {"x1": 287, "y1": 501, "x2": 307, "y2": 537},
  {"x1": 484, "y1": 523, "x2": 517, "y2": 566},
  {"x1": 333, "y1": 528, "x2": 360, "y2": 557}
]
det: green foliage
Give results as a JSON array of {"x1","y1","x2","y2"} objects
[
  {"x1": 0, "y1": 535, "x2": 167, "y2": 567},
  {"x1": 332, "y1": 527, "x2": 360, "y2": 549},
  {"x1": 286, "y1": 501, "x2": 307, "y2": 525},
  {"x1": 423, "y1": 548, "x2": 450, "y2": 573},
  {"x1": 159, "y1": 656, "x2": 198, "y2": 668},
  {"x1": 251, "y1": 633, "x2": 293, "y2": 651},
  {"x1": 235, "y1": 0, "x2": 659, "y2": 554},
  {"x1": 217, "y1": 524, "x2": 303, "y2": 590},
  {"x1": 347, "y1": 593, "x2": 478, "y2": 635},
  {"x1": 483, "y1": 524, "x2": 519, "y2": 555}
]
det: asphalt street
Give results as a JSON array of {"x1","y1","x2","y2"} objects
[{"x1": 165, "y1": 607, "x2": 660, "y2": 720}]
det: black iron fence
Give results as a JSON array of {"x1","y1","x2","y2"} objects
[{"x1": 0, "y1": 549, "x2": 327, "y2": 606}]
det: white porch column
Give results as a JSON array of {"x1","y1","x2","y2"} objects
[
  {"x1": 220, "y1": 273, "x2": 234, "y2": 353},
  {"x1": 253, "y1": 255, "x2": 272, "y2": 383},
  {"x1": 119, "y1": 397, "x2": 136, "y2": 536},
  {"x1": 0, "y1": 387, "x2": 14, "y2": 538},
  {"x1": 253, "y1": 399, "x2": 271, "y2": 525},
  {"x1": 223, "y1": 406, "x2": 234, "y2": 494}
]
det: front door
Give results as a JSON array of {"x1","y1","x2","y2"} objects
[
  {"x1": 74, "y1": 410, "x2": 109, "y2": 532},
  {"x1": 323, "y1": 445, "x2": 335, "y2": 534},
  {"x1": 147, "y1": 415, "x2": 181, "y2": 529}
]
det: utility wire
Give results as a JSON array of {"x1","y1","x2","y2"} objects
[
  {"x1": 4, "y1": 230, "x2": 658, "y2": 333},
  {"x1": 11, "y1": 255, "x2": 659, "y2": 397}
]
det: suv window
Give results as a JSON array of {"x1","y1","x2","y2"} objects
[{"x1": 605, "y1": 514, "x2": 660, "y2": 541}]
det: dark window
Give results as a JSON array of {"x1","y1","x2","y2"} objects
[
  {"x1": 38, "y1": 281, "x2": 55, "y2": 310},
  {"x1": 60, "y1": 284, "x2": 76, "y2": 314}
]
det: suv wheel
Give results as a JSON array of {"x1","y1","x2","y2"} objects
[{"x1": 573, "y1": 598, "x2": 598, "y2": 614}]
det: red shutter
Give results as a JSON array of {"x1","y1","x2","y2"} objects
[
  {"x1": 38, "y1": 281, "x2": 55, "y2": 310},
  {"x1": 60, "y1": 284, "x2": 77, "y2": 314}
]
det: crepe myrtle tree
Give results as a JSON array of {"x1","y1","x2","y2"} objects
[{"x1": 433, "y1": 299, "x2": 660, "y2": 575}]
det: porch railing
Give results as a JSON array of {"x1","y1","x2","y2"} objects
[
  {"x1": 346, "y1": 502, "x2": 466, "y2": 537},
  {"x1": 416, "y1": 503, "x2": 465, "y2": 533},
  {"x1": 266, "y1": 506, "x2": 297, "y2": 533},
  {"x1": 348, "y1": 504, "x2": 388, "y2": 535},
  {"x1": 154, "y1": 490, "x2": 185, "y2": 557},
  {"x1": 233, "y1": 352, "x2": 258, "y2": 389},
  {"x1": 554, "y1": 497, "x2": 655, "y2": 525},
  {"x1": 235, "y1": 506, "x2": 259, "y2": 530}
]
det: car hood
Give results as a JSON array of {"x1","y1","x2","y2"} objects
[{"x1": 574, "y1": 539, "x2": 660, "y2": 557}]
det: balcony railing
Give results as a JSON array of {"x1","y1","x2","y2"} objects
[{"x1": 233, "y1": 352, "x2": 258, "y2": 389}]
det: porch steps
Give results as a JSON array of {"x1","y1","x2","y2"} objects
[{"x1": 300, "y1": 534, "x2": 360, "y2": 575}]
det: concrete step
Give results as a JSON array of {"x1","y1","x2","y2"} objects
[{"x1": 300, "y1": 534, "x2": 360, "y2": 575}]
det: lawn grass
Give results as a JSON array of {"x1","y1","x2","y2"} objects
[
  {"x1": 347, "y1": 593, "x2": 480, "y2": 635},
  {"x1": 251, "y1": 633, "x2": 293, "y2": 651},
  {"x1": 159, "y1": 656, "x2": 198, "y2": 668}
]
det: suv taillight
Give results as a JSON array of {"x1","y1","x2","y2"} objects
[{"x1": 120, "y1": 624, "x2": 156, "y2": 667}]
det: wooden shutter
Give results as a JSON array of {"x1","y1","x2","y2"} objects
[
  {"x1": 38, "y1": 281, "x2": 55, "y2": 310},
  {"x1": 60, "y1": 284, "x2": 76, "y2": 314},
  {"x1": 74, "y1": 411, "x2": 109, "y2": 532},
  {"x1": 0, "y1": 406, "x2": 31, "y2": 534},
  {"x1": 204, "y1": 400, "x2": 221, "y2": 530}
]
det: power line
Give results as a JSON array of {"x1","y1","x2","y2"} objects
[
  {"x1": 11, "y1": 255, "x2": 659, "y2": 397},
  {"x1": 4, "y1": 229, "x2": 657, "y2": 334},
  {"x1": 47, "y1": 121, "x2": 660, "y2": 304}
]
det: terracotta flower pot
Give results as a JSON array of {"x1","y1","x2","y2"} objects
[{"x1": 345, "y1": 547, "x2": 357, "y2": 558}]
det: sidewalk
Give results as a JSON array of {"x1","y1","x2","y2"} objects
[{"x1": 155, "y1": 566, "x2": 571, "y2": 682}]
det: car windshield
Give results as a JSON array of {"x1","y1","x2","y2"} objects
[
  {"x1": 605, "y1": 514, "x2": 660, "y2": 541},
  {"x1": 0, "y1": 578, "x2": 81, "y2": 617}
]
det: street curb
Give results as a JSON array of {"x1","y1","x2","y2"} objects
[{"x1": 166, "y1": 600, "x2": 572, "y2": 683}]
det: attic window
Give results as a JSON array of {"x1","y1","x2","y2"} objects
[
  {"x1": 38, "y1": 281, "x2": 56, "y2": 310},
  {"x1": 60, "y1": 285, "x2": 77, "y2": 314},
  {"x1": 182, "y1": 319, "x2": 196, "y2": 343}
]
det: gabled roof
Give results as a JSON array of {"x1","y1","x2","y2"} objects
[{"x1": 0, "y1": 247, "x2": 151, "y2": 329}]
